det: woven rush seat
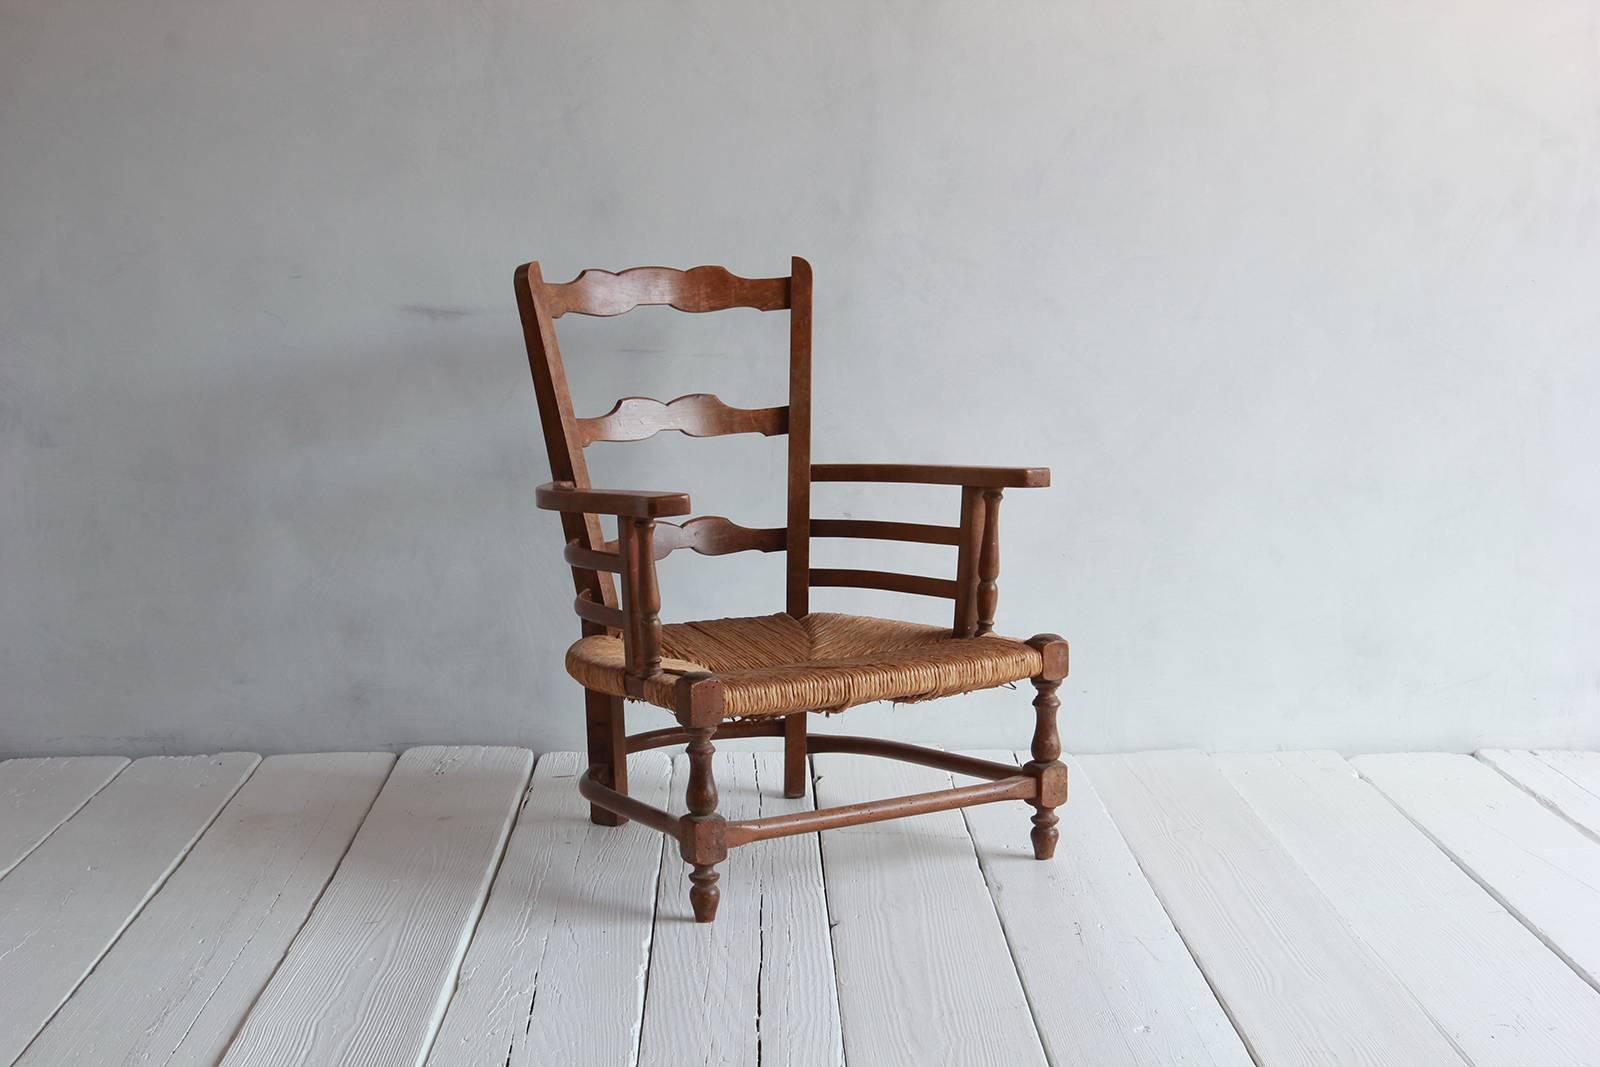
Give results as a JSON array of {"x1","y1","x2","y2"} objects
[{"x1": 567, "y1": 612, "x2": 1046, "y2": 719}]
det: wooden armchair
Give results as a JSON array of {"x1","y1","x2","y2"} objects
[{"x1": 515, "y1": 258, "x2": 1068, "y2": 923}]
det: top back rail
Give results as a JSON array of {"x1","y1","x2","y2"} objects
[{"x1": 542, "y1": 265, "x2": 792, "y2": 318}]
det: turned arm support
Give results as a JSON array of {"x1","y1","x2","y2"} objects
[
  {"x1": 811, "y1": 464, "x2": 1050, "y2": 637},
  {"x1": 537, "y1": 481, "x2": 688, "y2": 695}
]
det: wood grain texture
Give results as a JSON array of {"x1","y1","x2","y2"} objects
[
  {"x1": 963, "y1": 752, "x2": 1251, "y2": 1067},
  {"x1": 16, "y1": 753, "x2": 394, "y2": 1067},
  {"x1": 784, "y1": 255, "x2": 813, "y2": 617},
  {"x1": 576, "y1": 393, "x2": 787, "y2": 446},
  {"x1": 536, "y1": 481, "x2": 692, "y2": 519},
  {"x1": 542, "y1": 265, "x2": 791, "y2": 318},
  {"x1": 0, "y1": 756, "x2": 127, "y2": 879},
  {"x1": 1083, "y1": 751, "x2": 1465, "y2": 1066},
  {"x1": 427, "y1": 751, "x2": 670, "y2": 1067},
  {"x1": 1478, "y1": 750, "x2": 1600, "y2": 842},
  {"x1": 219, "y1": 746, "x2": 532, "y2": 1067},
  {"x1": 807, "y1": 567, "x2": 958, "y2": 599},
  {"x1": 516, "y1": 261, "x2": 617, "y2": 610},
  {"x1": 813, "y1": 752, "x2": 1048, "y2": 1066},
  {"x1": 1354, "y1": 752, "x2": 1600, "y2": 991},
  {"x1": 1219, "y1": 750, "x2": 1600, "y2": 1066},
  {"x1": 809, "y1": 518, "x2": 961, "y2": 546},
  {"x1": 0, "y1": 753, "x2": 259, "y2": 1066},
  {"x1": 639, "y1": 752, "x2": 842, "y2": 1067},
  {"x1": 651, "y1": 516, "x2": 786, "y2": 559}
]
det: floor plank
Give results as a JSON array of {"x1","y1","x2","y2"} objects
[
  {"x1": 0, "y1": 753, "x2": 259, "y2": 1067},
  {"x1": 1477, "y1": 750, "x2": 1600, "y2": 842},
  {"x1": 219, "y1": 746, "x2": 532, "y2": 1067},
  {"x1": 0, "y1": 756, "x2": 129, "y2": 879},
  {"x1": 962, "y1": 752, "x2": 1251, "y2": 1067},
  {"x1": 814, "y1": 752, "x2": 1048, "y2": 1066},
  {"x1": 426, "y1": 751, "x2": 672, "y2": 1067},
  {"x1": 639, "y1": 751, "x2": 842, "y2": 1067},
  {"x1": 1354, "y1": 752, "x2": 1600, "y2": 992},
  {"x1": 1219, "y1": 750, "x2": 1600, "y2": 1066},
  {"x1": 16, "y1": 753, "x2": 394, "y2": 1067},
  {"x1": 1083, "y1": 751, "x2": 1464, "y2": 1066}
]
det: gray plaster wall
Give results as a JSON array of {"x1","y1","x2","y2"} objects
[{"x1": 2, "y1": 1, "x2": 1596, "y2": 757}]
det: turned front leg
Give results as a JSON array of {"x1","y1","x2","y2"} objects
[
  {"x1": 679, "y1": 725, "x2": 727, "y2": 922},
  {"x1": 1024, "y1": 634, "x2": 1070, "y2": 860}
]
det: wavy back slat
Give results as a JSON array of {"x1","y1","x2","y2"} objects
[
  {"x1": 543, "y1": 266, "x2": 791, "y2": 318},
  {"x1": 576, "y1": 394, "x2": 788, "y2": 447},
  {"x1": 602, "y1": 517, "x2": 786, "y2": 561},
  {"x1": 654, "y1": 517, "x2": 786, "y2": 559}
]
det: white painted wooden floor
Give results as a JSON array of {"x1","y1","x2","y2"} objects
[{"x1": 3, "y1": 747, "x2": 1599, "y2": 1066}]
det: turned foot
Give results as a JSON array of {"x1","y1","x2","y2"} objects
[
  {"x1": 1030, "y1": 808, "x2": 1060, "y2": 859},
  {"x1": 678, "y1": 717, "x2": 728, "y2": 924},
  {"x1": 689, "y1": 864, "x2": 721, "y2": 922}
]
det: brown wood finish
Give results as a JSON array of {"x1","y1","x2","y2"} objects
[
  {"x1": 543, "y1": 265, "x2": 791, "y2": 318},
  {"x1": 626, "y1": 719, "x2": 785, "y2": 753},
  {"x1": 976, "y1": 489, "x2": 1003, "y2": 636},
  {"x1": 952, "y1": 486, "x2": 985, "y2": 637},
  {"x1": 572, "y1": 591, "x2": 625, "y2": 631},
  {"x1": 1025, "y1": 634, "x2": 1070, "y2": 861},
  {"x1": 810, "y1": 518, "x2": 962, "y2": 546},
  {"x1": 785, "y1": 257, "x2": 814, "y2": 618},
  {"x1": 536, "y1": 481, "x2": 692, "y2": 519},
  {"x1": 563, "y1": 542, "x2": 622, "y2": 574},
  {"x1": 681, "y1": 726, "x2": 724, "y2": 922},
  {"x1": 516, "y1": 263, "x2": 616, "y2": 614},
  {"x1": 576, "y1": 393, "x2": 788, "y2": 447},
  {"x1": 584, "y1": 689, "x2": 627, "y2": 827},
  {"x1": 782, "y1": 713, "x2": 807, "y2": 799},
  {"x1": 573, "y1": 732, "x2": 1052, "y2": 848},
  {"x1": 577, "y1": 771, "x2": 679, "y2": 836},
  {"x1": 617, "y1": 519, "x2": 662, "y2": 693},
  {"x1": 805, "y1": 735, "x2": 1027, "y2": 781},
  {"x1": 808, "y1": 568, "x2": 959, "y2": 600},
  {"x1": 516, "y1": 256, "x2": 1064, "y2": 924},
  {"x1": 651, "y1": 517, "x2": 785, "y2": 559},
  {"x1": 726, "y1": 776, "x2": 1037, "y2": 846}
]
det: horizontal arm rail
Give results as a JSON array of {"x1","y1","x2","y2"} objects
[
  {"x1": 573, "y1": 591, "x2": 625, "y2": 630},
  {"x1": 809, "y1": 518, "x2": 961, "y2": 546},
  {"x1": 809, "y1": 568, "x2": 959, "y2": 599},
  {"x1": 564, "y1": 542, "x2": 622, "y2": 573},
  {"x1": 813, "y1": 463, "x2": 1049, "y2": 489}
]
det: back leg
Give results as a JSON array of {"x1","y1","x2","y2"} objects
[
  {"x1": 585, "y1": 688, "x2": 627, "y2": 826},
  {"x1": 783, "y1": 712, "x2": 808, "y2": 798}
]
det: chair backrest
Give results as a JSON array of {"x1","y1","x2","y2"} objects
[{"x1": 514, "y1": 259, "x2": 814, "y2": 624}]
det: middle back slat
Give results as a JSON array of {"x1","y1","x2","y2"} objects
[{"x1": 576, "y1": 394, "x2": 789, "y2": 447}]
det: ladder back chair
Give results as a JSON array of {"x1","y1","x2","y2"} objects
[{"x1": 515, "y1": 257, "x2": 1069, "y2": 922}]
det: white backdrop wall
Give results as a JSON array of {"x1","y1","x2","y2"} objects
[{"x1": 3, "y1": 0, "x2": 1597, "y2": 758}]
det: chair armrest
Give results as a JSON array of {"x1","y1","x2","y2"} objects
[
  {"x1": 539, "y1": 481, "x2": 679, "y2": 696},
  {"x1": 536, "y1": 481, "x2": 693, "y2": 518},
  {"x1": 812, "y1": 464, "x2": 1049, "y2": 489}
]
